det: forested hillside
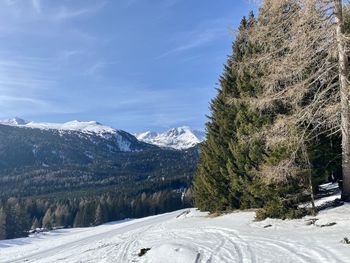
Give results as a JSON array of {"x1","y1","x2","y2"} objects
[
  {"x1": 194, "y1": 0, "x2": 349, "y2": 219},
  {"x1": 2, "y1": 0, "x2": 350, "y2": 245},
  {"x1": 0, "y1": 124, "x2": 198, "y2": 240}
]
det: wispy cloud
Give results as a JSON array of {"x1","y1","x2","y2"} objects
[
  {"x1": 156, "y1": 29, "x2": 225, "y2": 59},
  {"x1": 0, "y1": 0, "x2": 107, "y2": 24},
  {"x1": 31, "y1": 0, "x2": 41, "y2": 14},
  {"x1": 156, "y1": 18, "x2": 229, "y2": 59},
  {"x1": 0, "y1": 57, "x2": 55, "y2": 90},
  {"x1": 52, "y1": 2, "x2": 107, "y2": 22},
  {"x1": 0, "y1": 55, "x2": 59, "y2": 116},
  {"x1": 86, "y1": 61, "x2": 107, "y2": 75},
  {"x1": 125, "y1": 0, "x2": 182, "y2": 9},
  {"x1": 59, "y1": 49, "x2": 84, "y2": 60},
  {"x1": 0, "y1": 1, "x2": 110, "y2": 118},
  {"x1": 0, "y1": 95, "x2": 45, "y2": 104}
]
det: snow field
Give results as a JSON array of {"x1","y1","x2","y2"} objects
[{"x1": 1, "y1": 199, "x2": 350, "y2": 263}]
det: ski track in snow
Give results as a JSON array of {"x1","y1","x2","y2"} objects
[{"x1": 1, "y1": 205, "x2": 350, "y2": 263}]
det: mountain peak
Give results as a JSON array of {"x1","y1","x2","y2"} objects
[
  {"x1": 136, "y1": 131, "x2": 158, "y2": 141},
  {"x1": 0, "y1": 117, "x2": 28, "y2": 125},
  {"x1": 136, "y1": 127, "x2": 205, "y2": 150}
]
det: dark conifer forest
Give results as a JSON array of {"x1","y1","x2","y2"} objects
[
  {"x1": 0, "y1": 125, "x2": 197, "y2": 240},
  {"x1": 194, "y1": 1, "x2": 350, "y2": 219}
]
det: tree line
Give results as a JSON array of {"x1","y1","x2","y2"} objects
[
  {"x1": 0, "y1": 188, "x2": 192, "y2": 240},
  {"x1": 194, "y1": 0, "x2": 349, "y2": 219}
]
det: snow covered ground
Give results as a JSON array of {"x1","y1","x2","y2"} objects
[{"x1": 1, "y1": 197, "x2": 350, "y2": 263}]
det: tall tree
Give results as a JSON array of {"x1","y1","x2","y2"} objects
[
  {"x1": 335, "y1": 0, "x2": 350, "y2": 200},
  {"x1": 250, "y1": 0, "x2": 350, "y2": 199},
  {"x1": 94, "y1": 202, "x2": 108, "y2": 226},
  {"x1": 42, "y1": 208, "x2": 54, "y2": 230},
  {"x1": 0, "y1": 207, "x2": 7, "y2": 239},
  {"x1": 193, "y1": 15, "x2": 266, "y2": 212}
]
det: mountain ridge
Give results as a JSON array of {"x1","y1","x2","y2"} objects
[
  {"x1": 0, "y1": 118, "x2": 117, "y2": 138},
  {"x1": 0, "y1": 122, "x2": 199, "y2": 198},
  {"x1": 0, "y1": 118, "x2": 205, "y2": 150},
  {"x1": 136, "y1": 126, "x2": 205, "y2": 150}
]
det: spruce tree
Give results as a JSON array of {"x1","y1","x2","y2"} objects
[
  {"x1": 0, "y1": 207, "x2": 7, "y2": 240},
  {"x1": 193, "y1": 61, "x2": 239, "y2": 211},
  {"x1": 31, "y1": 217, "x2": 40, "y2": 230},
  {"x1": 94, "y1": 202, "x2": 108, "y2": 226},
  {"x1": 193, "y1": 15, "x2": 265, "y2": 212},
  {"x1": 42, "y1": 208, "x2": 53, "y2": 230}
]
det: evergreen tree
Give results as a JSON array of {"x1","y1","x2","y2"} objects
[
  {"x1": 193, "y1": 15, "x2": 265, "y2": 212},
  {"x1": 54, "y1": 204, "x2": 71, "y2": 227},
  {"x1": 193, "y1": 8, "x2": 341, "y2": 217},
  {"x1": 94, "y1": 202, "x2": 108, "y2": 226},
  {"x1": 0, "y1": 207, "x2": 7, "y2": 239},
  {"x1": 193, "y1": 61, "x2": 239, "y2": 211},
  {"x1": 42, "y1": 209, "x2": 54, "y2": 230},
  {"x1": 5, "y1": 199, "x2": 30, "y2": 238},
  {"x1": 31, "y1": 217, "x2": 40, "y2": 230}
]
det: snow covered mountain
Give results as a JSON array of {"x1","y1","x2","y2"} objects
[
  {"x1": 0, "y1": 118, "x2": 117, "y2": 138},
  {"x1": 0, "y1": 118, "x2": 199, "y2": 198},
  {"x1": 136, "y1": 126, "x2": 206, "y2": 150},
  {"x1": 0, "y1": 119, "x2": 205, "y2": 150},
  {"x1": 0, "y1": 118, "x2": 146, "y2": 153},
  {"x1": 0, "y1": 117, "x2": 161, "y2": 171},
  {"x1": 0, "y1": 117, "x2": 28, "y2": 125}
]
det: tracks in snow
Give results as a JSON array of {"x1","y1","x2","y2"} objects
[
  {"x1": 109, "y1": 221, "x2": 342, "y2": 263},
  {"x1": 1, "y1": 209, "x2": 347, "y2": 263}
]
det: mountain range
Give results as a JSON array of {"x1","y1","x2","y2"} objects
[
  {"x1": 136, "y1": 126, "x2": 206, "y2": 150},
  {"x1": 0, "y1": 118, "x2": 205, "y2": 150},
  {"x1": 0, "y1": 118, "x2": 202, "y2": 199}
]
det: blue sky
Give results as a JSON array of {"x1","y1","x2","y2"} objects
[{"x1": 0, "y1": 0, "x2": 257, "y2": 133}]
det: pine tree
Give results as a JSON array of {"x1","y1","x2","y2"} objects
[
  {"x1": 193, "y1": 15, "x2": 265, "y2": 212},
  {"x1": 193, "y1": 9, "x2": 338, "y2": 217},
  {"x1": 0, "y1": 207, "x2": 7, "y2": 240},
  {"x1": 94, "y1": 202, "x2": 108, "y2": 226},
  {"x1": 5, "y1": 199, "x2": 30, "y2": 238},
  {"x1": 94, "y1": 204, "x2": 103, "y2": 226},
  {"x1": 54, "y1": 204, "x2": 70, "y2": 227},
  {"x1": 42, "y1": 209, "x2": 53, "y2": 230},
  {"x1": 31, "y1": 217, "x2": 40, "y2": 230},
  {"x1": 193, "y1": 61, "x2": 239, "y2": 211}
]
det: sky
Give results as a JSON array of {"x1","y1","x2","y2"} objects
[{"x1": 0, "y1": 0, "x2": 257, "y2": 133}]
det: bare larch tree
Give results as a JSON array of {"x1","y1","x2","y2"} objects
[{"x1": 247, "y1": 0, "x2": 350, "y2": 200}]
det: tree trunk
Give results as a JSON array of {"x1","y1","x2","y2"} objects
[
  {"x1": 301, "y1": 143, "x2": 316, "y2": 215},
  {"x1": 335, "y1": 0, "x2": 350, "y2": 201}
]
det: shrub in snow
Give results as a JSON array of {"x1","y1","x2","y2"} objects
[{"x1": 138, "y1": 248, "x2": 151, "y2": 257}]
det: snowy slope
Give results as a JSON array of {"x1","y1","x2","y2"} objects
[
  {"x1": 136, "y1": 126, "x2": 205, "y2": 150},
  {"x1": 0, "y1": 118, "x2": 116, "y2": 137},
  {"x1": 1, "y1": 195, "x2": 350, "y2": 263},
  {"x1": 0, "y1": 118, "x2": 139, "y2": 151},
  {"x1": 0, "y1": 119, "x2": 205, "y2": 150}
]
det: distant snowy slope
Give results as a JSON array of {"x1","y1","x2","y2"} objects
[
  {"x1": 136, "y1": 126, "x2": 205, "y2": 150},
  {"x1": 0, "y1": 118, "x2": 152, "y2": 152},
  {"x1": 1, "y1": 119, "x2": 205, "y2": 150},
  {"x1": 0, "y1": 117, "x2": 28, "y2": 125},
  {"x1": 0, "y1": 118, "x2": 116, "y2": 137},
  {"x1": 136, "y1": 131, "x2": 158, "y2": 141},
  {"x1": 2, "y1": 195, "x2": 350, "y2": 263}
]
